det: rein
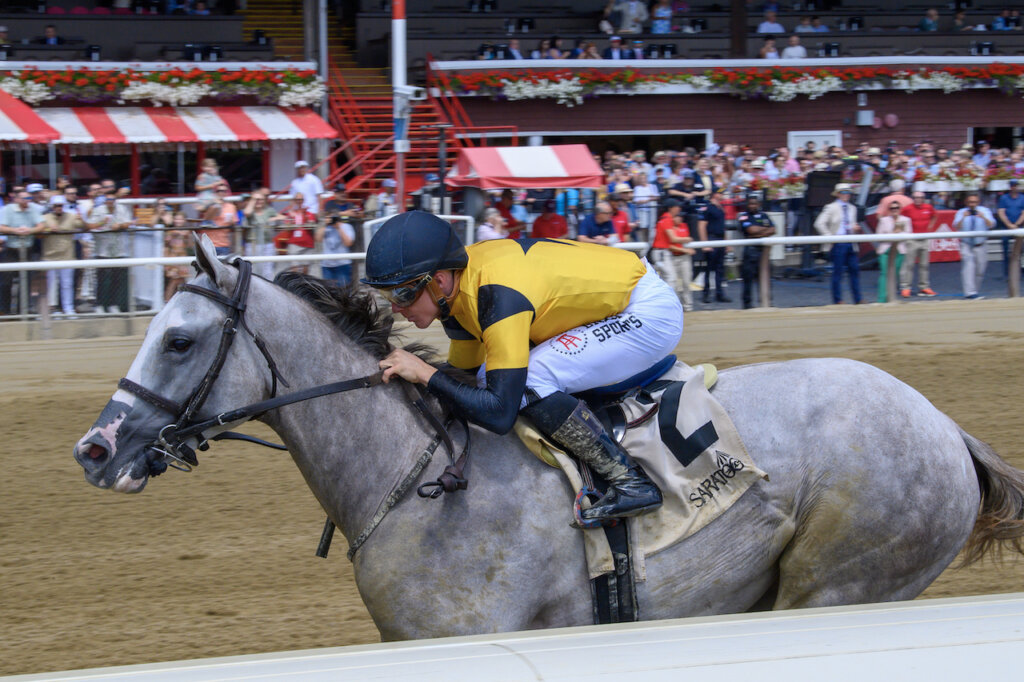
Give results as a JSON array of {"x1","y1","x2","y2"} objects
[{"x1": 116, "y1": 255, "x2": 472, "y2": 560}]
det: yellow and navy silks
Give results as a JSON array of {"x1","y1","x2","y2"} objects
[{"x1": 425, "y1": 238, "x2": 647, "y2": 434}]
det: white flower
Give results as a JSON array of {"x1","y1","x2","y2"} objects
[
  {"x1": 0, "y1": 77, "x2": 52, "y2": 105},
  {"x1": 120, "y1": 81, "x2": 213, "y2": 106},
  {"x1": 767, "y1": 75, "x2": 842, "y2": 102},
  {"x1": 501, "y1": 77, "x2": 584, "y2": 107},
  {"x1": 277, "y1": 78, "x2": 327, "y2": 107}
]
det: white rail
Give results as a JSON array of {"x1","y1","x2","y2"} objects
[
  {"x1": 8, "y1": 593, "x2": 1024, "y2": 681},
  {"x1": 2, "y1": 228, "x2": 1020, "y2": 273}
]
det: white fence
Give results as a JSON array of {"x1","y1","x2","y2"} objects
[
  {"x1": 0, "y1": 228, "x2": 1021, "y2": 322},
  {"x1": 8, "y1": 593, "x2": 1024, "y2": 681}
]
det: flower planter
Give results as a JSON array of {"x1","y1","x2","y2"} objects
[{"x1": 987, "y1": 180, "x2": 1010, "y2": 192}]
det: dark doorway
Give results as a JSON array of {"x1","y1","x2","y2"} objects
[
  {"x1": 970, "y1": 126, "x2": 1022, "y2": 149},
  {"x1": 542, "y1": 132, "x2": 712, "y2": 158}
]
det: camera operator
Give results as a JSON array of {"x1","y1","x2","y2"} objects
[{"x1": 953, "y1": 193, "x2": 994, "y2": 299}]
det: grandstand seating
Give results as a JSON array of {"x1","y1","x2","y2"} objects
[{"x1": 355, "y1": 3, "x2": 1024, "y2": 67}]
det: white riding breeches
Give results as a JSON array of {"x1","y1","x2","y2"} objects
[{"x1": 476, "y1": 260, "x2": 683, "y2": 404}]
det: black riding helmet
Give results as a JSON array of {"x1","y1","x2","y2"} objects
[{"x1": 361, "y1": 211, "x2": 469, "y2": 287}]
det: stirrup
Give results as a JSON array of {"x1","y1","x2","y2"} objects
[{"x1": 573, "y1": 487, "x2": 618, "y2": 529}]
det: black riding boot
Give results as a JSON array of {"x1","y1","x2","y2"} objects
[{"x1": 522, "y1": 392, "x2": 662, "y2": 522}]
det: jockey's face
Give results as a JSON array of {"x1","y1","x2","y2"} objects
[
  {"x1": 390, "y1": 288, "x2": 438, "y2": 329},
  {"x1": 388, "y1": 270, "x2": 454, "y2": 329}
]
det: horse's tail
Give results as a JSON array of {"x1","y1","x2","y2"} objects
[{"x1": 961, "y1": 427, "x2": 1024, "y2": 566}]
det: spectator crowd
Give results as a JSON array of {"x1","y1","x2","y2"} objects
[{"x1": 2, "y1": 136, "x2": 1023, "y2": 319}]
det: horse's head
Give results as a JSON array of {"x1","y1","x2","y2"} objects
[{"x1": 74, "y1": 235, "x2": 274, "y2": 492}]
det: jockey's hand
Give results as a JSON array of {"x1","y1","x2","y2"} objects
[{"x1": 380, "y1": 348, "x2": 438, "y2": 385}]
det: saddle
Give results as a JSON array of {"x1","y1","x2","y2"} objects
[{"x1": 514, "y1": 356, "x2": 766, "y2": 625}]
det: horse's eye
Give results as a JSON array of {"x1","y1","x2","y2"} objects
[{"x1": 167, "y1": 337, "x2": 192, "y2": 353}]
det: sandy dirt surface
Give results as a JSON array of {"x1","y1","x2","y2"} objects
[{"x1": 2, "y1": 299, "x2": 1023, "y2": 675}]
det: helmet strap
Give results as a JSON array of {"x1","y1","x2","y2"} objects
[{"x1": 427, "y1": 271, "x2": 460, "y2": 321}]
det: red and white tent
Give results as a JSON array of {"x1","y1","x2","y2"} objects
[
  {"x1": 33, "y1": 106, "x2": 336, "y2": 145},
  {"x1": 0, "y1": 91, "x2": 60, "y2": 143},
  {"x1": 446, "y1": 144, "x2": 603, "y2": 190}
]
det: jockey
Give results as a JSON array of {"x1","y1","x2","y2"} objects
[{"x1": 362, "y1": 211, "x2": 683, "y2": 522}]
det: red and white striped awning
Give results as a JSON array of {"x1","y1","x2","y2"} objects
[
  {"x1": 33, "y1": 106, "x2": 336, "y2": 145},
  {"x1": 0, "y1": 91, "x2": 60, "y2": 143},
  {"x1": 445, "y1": 144, "x2": 604, "y2": 190}
]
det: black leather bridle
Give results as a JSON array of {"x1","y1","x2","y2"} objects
[
  {"x1": 115, "y1": 256, "x2": 470, "y2": 558},
  {"x1": 118, "y1": 256, "x2": 298, "y2": 473}
]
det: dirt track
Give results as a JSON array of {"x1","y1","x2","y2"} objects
[{"x1": 2, "y1": 299, "x2": 1023, "y2": 675}]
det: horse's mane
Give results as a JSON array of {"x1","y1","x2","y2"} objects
[{"x1": 271, "y1": 272, "x2": 462, "y2": 377}]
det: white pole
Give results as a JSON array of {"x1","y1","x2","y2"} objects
[{"x1": 392, "y1": 0, "x2": 407, "y2": 212}]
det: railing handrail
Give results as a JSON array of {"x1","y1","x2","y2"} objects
[
  {"x1": 6, "y1": 227, "x2": 1018, "y2": 274},
  {"x1": 324, "y1": 135, "x2": 397, "y2": 189}
]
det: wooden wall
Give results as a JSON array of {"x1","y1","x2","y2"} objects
[{"x1": 458, "y1": 88, "x2": 1024, "y2": 152}]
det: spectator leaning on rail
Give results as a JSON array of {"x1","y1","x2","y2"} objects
[
  {"x1": 477, "y1": 208, "x2": 509, "y2": 242},
  {"x1": 41, "y1": 196, "x2": 85, "y2": 318},
  {"x1": 529, "y1": 199, "x2": 568, "y2": 239},
  {"x1": 364, "y1": 211, "x2": 681, "y2": 522},
  {"x1": 577, "y1": 201, "x2": 618, "y2": 245},
  {"x1": 996, "y1": 178, "x2": 1024, "y2": 279},
  {"x1": 953, "y1": 193, "x2": 995, "y2": 300},
  {"x1": 88, "y1": 186, "x2": 132, "y2": 314},
  {"x1": 0, "y1": 190, "x2": 45, "y2": 316}
]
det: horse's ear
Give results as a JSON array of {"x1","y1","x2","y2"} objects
[{"x1": 192, "y1": 233, "x2": 230, "y2": 286}]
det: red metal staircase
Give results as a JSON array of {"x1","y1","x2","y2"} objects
[{"x1": 321, "y1": 56, "x2": 518, "y2": 202}]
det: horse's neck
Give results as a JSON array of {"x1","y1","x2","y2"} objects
[{"x1": 256, "y1": 305, "x2": 427, "y2": 544}]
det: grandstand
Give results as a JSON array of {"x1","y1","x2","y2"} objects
[{"x1": 2, "y1": 1, "x2": 1024, "y2": 196}]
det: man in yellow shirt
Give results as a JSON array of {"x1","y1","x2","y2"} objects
[{"x1": 362, "y1": 211, "x2": 683, "y2": 522}]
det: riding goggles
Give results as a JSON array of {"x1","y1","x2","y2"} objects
[{"x1": 377, "y1": 274, "x2": 432, "y2": 307}]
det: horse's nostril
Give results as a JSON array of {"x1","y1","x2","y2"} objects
[{"x1": 87, "y1": 444, "x2": 108, "y2": 463}]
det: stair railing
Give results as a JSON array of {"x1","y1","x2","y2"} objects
[{"x1": 425, "y1": 54, "x2": 519, "y2": 148}]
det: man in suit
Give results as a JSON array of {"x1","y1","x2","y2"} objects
[
  {"x1": 814, "y1": 183, "x2": 863, "y2": 304},
  {"x1": 507, "y1": 38, "x2": 526, "y2": 59},
  {"x1": 602, "y1": 36, "x2": 631, "y2": 59},
  {"x1": 32, "y1": 25, "x2": 65, "y2": 45}
]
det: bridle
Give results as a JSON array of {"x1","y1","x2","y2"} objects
[
  {"x1": 116, "y1": 256, "x2": 471, "y2": 558},
  {"x1": 118, "y1": 256, "x2": 294, "y2": 473}
]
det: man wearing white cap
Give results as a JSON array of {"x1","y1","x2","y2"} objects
[
  {"x1": 601, "y1": 36, "x2": 629, "y2": 59},
  {"x1": 375, "y1": 178, "x2": 398, "y2": 218},
  {"x1": 26, "y1": 183, "x2": 47, "y2": 211},
  {"x1": 288, "y1": 160, "x2": 324, "y2": 217},
  {"x1": 41, "y1": 196, "x2": 85, "y2": 317}
]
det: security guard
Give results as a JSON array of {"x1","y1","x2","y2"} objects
[
  {"x1": 736, "y1": 195, "x2": 775, "y2": 309},
  {"x1": 362, "y1": 211, "x2": 683, "y2": 522}
]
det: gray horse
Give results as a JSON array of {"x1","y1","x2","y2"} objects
[{"x1": 75, "y1": 236, "x2": 1024, "y2": 640}]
